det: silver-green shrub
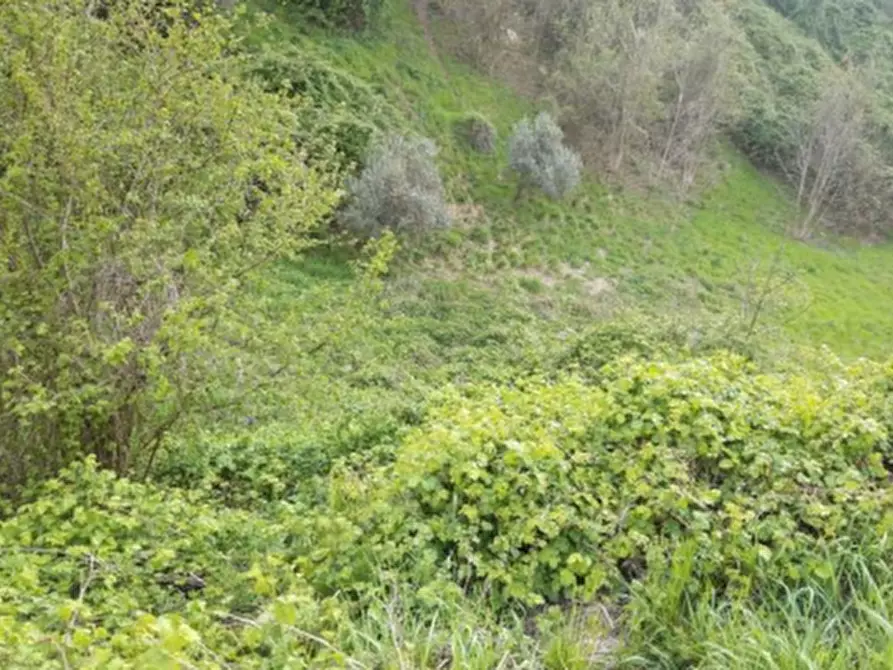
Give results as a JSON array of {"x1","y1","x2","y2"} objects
[
  {"x1": 342, "y1": 134, "x2": 451, "y2": 238},
  {"x1": 509, "y1": 112, "x2": 582, "y2": 200}
]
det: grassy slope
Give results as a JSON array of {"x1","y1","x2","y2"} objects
[
  {"x1": 248, "y1": 0, "x2": 893, "y2": 364},
  {"x1": 163, "y1": 0, "x2": 893, "y2": 495}
]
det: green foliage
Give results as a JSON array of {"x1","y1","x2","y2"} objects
[
  {"x1": 621, "y1": 541, "x2": 893, "y2": 668},
  {"x1": 250, "y1": 44, "x2": 399, "y2": 170},
  {"x1": 0, "y1": 0, "x2": 338, "y2": 490},
  {"x1": 509, "y1": 112, "x2": 582, "y2": 201},
  {"x1": 454, "y1": 112, "x2": 498, "y2": 154},
  {"x1": 731, "y1": 0, "x2": 830, "y2": 166},
  {"x1": 9, "y1": 0, "x2": 893, "y2": 666},
  {"x1": 315, "y1": 353, "x2": 893, "y2": 606},
  {"x1": 557, "y1": 315, "x2": 753, "y2": 378},
  {"x1": 283, "y1": 0, "x2": 382, "y2": 30},
  {"x1": 341, "y1": 134, "x2": 451, "y2": 238},
  {"x1": 765, "y1": 0, "x2": 890, "y2": 60},
  {"x1": 0, "y1": 459, "x2": 349, "y2": 668}
]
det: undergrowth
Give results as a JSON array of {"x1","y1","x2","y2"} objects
[{"x1": 4, "y1": 0, "x2": 893, "y2": 667}]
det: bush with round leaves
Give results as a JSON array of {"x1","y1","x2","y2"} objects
[
  {"x1": 315, "y1": 352, "x2": 893, "y2": 607},
  {"x1": 0, "y1": 459, "x2": 350, "y2": 668},
  {"x1": 286, "y1": 0, "x2": 382, "y2": 31}
]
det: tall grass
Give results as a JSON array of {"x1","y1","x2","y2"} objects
[{"x1": 620, "y1": 543, "x2": 893, "y2": 669}]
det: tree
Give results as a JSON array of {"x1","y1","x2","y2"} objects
[
  {"x1": 789, "y1": 71, "x2": 867, "y2": 238},
  {"x1": 0, "y1": 0, "x2": 339, "y2": 491},
  {"x1": 341, "y1": 134, "x2": 451, "y2": 238},
  {"x1": 655, "y1": 8, "x2": 738, "y2": 189},
  {"x1": 559, "y1": 0, "x2": 678, "y2": 173},
  {"x1": 509, "y1": 112, "x2": 582, "y2": 200}
]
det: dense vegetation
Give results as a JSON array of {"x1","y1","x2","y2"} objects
[
  {"x1": 3, "y1": 0, "x2": 893, "y2": 667},
  {"x1": 434, "y1": 0, "x2": 893, "y2": 238}
]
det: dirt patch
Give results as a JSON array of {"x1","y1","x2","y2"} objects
[
  {"x1": 447, "y1": 203, "x2": 485, "y2": 228},
  {"x1": 516, "y1": 264, "x2": 617, "y2": 301},
  {"x1": 581, "y1": 603, "x2": 622, "y2": 667},
  {"x1": 582, "y1": 277, "x2": 616, "y2": 298}
]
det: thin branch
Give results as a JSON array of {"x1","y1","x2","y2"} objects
[
  {"x1": 64, "y1": 553, "x2": 99, "y2": 647},
  {"x1": 0, "y1": 188, "x2": 48, "y2": 270},
  {"x1": 215, "y1": 613, "x2": 369, "y2": 670}
]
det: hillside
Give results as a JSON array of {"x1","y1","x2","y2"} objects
[
  {"x1": 240, "y1": 0, "x2": 893, "y2": 360},
  {"x1": 2, "y1": 0, "x2": 893, "y2": 667}
]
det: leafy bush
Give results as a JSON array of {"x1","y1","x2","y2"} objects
[
  {"x1": 730, "y1": 1, "x2": 828, "y2": 168},
  {"x1": 286, "y1": 0, "x2": 382, "y2": 30},
  {"x1": 558, "y1": 317, "x2": 698, "y2": 376},
  {"x1": 251, "y1": 46, "x2": 399, "y2": 170},
  {"x1": 314, "y1": 353, "x2": 893, "y2": 606},
  {"x1": 341, "y1": 134, "x2": 451, "y2": 238},
  {"x1": 557, "y1": 313, "x2": 762, "y2": 379},
  {"x1": 509, "y1": 112, "x2": 582, "y2": 200},
  {"x1": 5, "y1": 354, "x2": 893, "y2": 662},
  {"x1": 454, "y1": 113, "x2": 498, "y2": 154},
  {"x1": 0, "y1": 459, "x2": 348, "y2": 668},
  {"x1": 0, "y1": 460, "x2": 559, "y2": 668},
  {"x1": 0, "y1": 0, "x2": 338, "y2": 491}
]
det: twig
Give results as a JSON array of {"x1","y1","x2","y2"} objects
[
  {"x1": 0, "y1": 188, "x2": 47, "y2": 270},
  {"x1": 64, "y1": 553, "x2": 99, "y2": 647},
  {"x1": 385, "y1": 597, "x2": 408, "y2": 670},
  {"x1": 215, "y1": 613, "x2": 369, "y2": 670},
  {"x1": 283, "y1": 626, "x2": 370, "y2": 670},
  {"x1": 53, "y1": 642, "x2": 71, "y2": 670},
  {"x1": 59, "y1": 196, "x2": 82, "y2": 317}
]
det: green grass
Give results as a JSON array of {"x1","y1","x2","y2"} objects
[
  {"x1": 169, "y1": 0, "x2": 893, "y2": 526},
  {"x1": 5, "y1": 2, "x2": 893, "y2": 668},
  {"x1": 243, "y1": 0, "x2": 893, "y2": 361},
  {"x1": 622, "y1": 543, "x2": 893, "y2": 668},
  {"x1": 155, "y1": 2, "x2": 893, "y2": 665}
]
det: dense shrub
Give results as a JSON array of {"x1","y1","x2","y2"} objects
[
  {"x1": 559, "y1": 316, "x2": 707, "y2": 375},
  {"x1": 730, "y1": 1, "x2": 828, "y2": 167},
  {"x1": 0, "y1": 460, "x2": 350, "y2": 667},
  {"x1": 341, "y1": 134, "x2": 451, "y2": 238},
  {"x1": 251, "y1": 46, "x2": 398, "y2": 170},
  {"x1": 311, "y1": 353, "x2": 893, "y2": 606},
  {"x1": 509, "y1": 112, "x2": 582, "y2": 200},
  {"x1": 285, "y1": 0, "x2": 382, "y2": 30},
  {"x1": 0, "y1": 0, "x2": 338, "y2": 490},
  {"x1": 5, "y1": 354, "x2": 893, "y2": 662},
  {"x1": 454, "y1": 113, "x2": 498, "y2": 154},
  {"x1": 0, "y1": 460, "x2": 551, "y2": 668}
]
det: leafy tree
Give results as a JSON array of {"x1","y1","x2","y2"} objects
[
  {"x1": 0, "y1": 0, "x2": 339, "y2": 491},
  {"x1": 789, "y1": 70, "x2": 868, "y2": 237}
]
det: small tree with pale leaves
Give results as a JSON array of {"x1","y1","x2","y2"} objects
[
  {"x1": 342, "y1": 134, "x2": 451, "y2": 238},
  {"x1": 509, "y1": 112, "x2": 582, "y2": 201}
]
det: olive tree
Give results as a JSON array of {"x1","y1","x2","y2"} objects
[
  {"x1": 0, "y1": 0, "x2": 339, "y2": 490},
  {"x1": 509, "y1": 112, "x2": 582, "y2": 200},
  {"x1": 341, "y1": 134, "x2": 451, "y2": 238}
]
